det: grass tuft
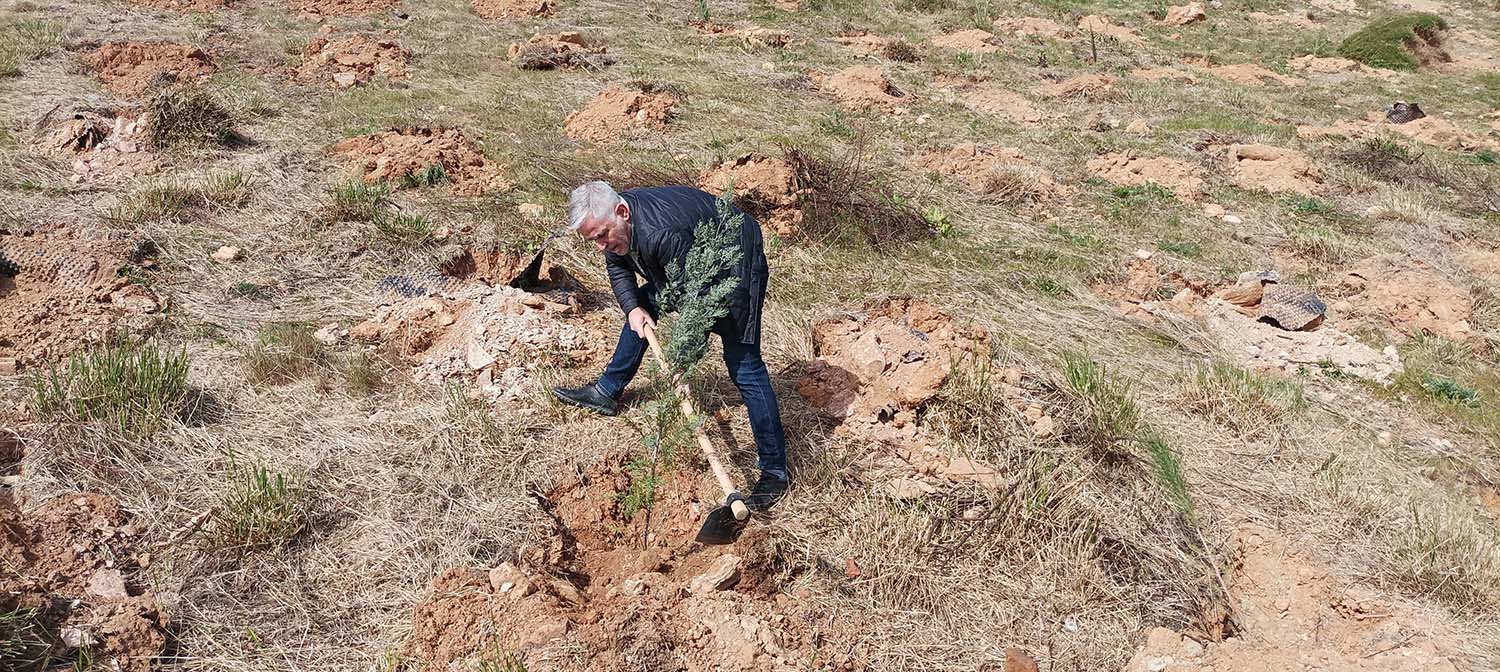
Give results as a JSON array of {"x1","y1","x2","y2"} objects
[
  {"x1": 244, "y1": 323, "x2": 328, "y2": 385},
  {"x1": 30, "y1": 336, "x2": 189, "y2": 437},
  {"x1": 1386, "y1": 497, "x2": 1500, "y2": 615},
  {"x1": 1337, "y1": 12, "x2": 1448, "y2": 70},
  {"x1": 1058, "y1": 351, "x2": 1141, "y2": 453},
  {"x1": 145, "y1": 85, "x2": 239, "y2": 149},
  {"x1": 324, "y1": 182, "x2": 389, "y2": 223},
  {"x1": 372, "y1": 211, "x2": 434, "y2": 247},
  {"x1": 208, "y1": 455, "x2": 308, "y2": 552},
  {"x1": 0, "y1": 608, "x2": 45, "y2": 669},
  {"x1": 1182, "y1": 361, "x2": 1305, "y2": 433}
]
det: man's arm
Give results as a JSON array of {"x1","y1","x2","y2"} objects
[{"x1": 605, "y1": 250, "x2": 642, "y2": 315}]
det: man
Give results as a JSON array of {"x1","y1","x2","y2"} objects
[{"x1": 551, "y1": 181, "x2": 791, "y2": 510}]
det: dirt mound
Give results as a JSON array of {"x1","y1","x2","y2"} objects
[
  {"x1": 695, "y1": 22, "x2": 791, "y2": 49},
  {"x1": 1, "y1": 491, "x2": 168, "y2": 672},
  {"x1": 1340, "y1": 255, "x2": 1473, "y2": 342},
  {"x1": 1298, "y1": 112, "x2": 1498, "y2": 152},
  {"x1": 914, "y1": 143, "x2": 1061, "y2": 201},
  {"x1": 81, "y1": 42, "x2": 216, "y2": 97},
  {"x1": 402, "y1": 452, "x2": 867, "y2": 670},
  {"x1": 1225, "y1": 144, "x2": 1322, "y2": 196},
  {"x1": 333, "y1": 127, "x2": 512, "y2": 196},
  {"x1": 509, "y1": 32, "x2": 611, "y2": 70},
  {"x1": 944, "y1": 80, "x2": 1046, "y2": 125},
  {"x1": 352, "y1": 251, "x2": 605, "y2": 401},
  {"x1": 563, "y1": 86, "x2": 677, "y2": 143},
  {"x1": 798, "y1": 297, "x2": 989, "y2": 445},
  {"x1": 34, "y1": 108, "x2": 159, "y2": 182},
  {"x1": 697, "y1": 153, "x2": 807, "y2": 238},
  {"x1": 0, "y1": 227, "x2": 163, "y2": 369},
  {"x1": 127, "y1": 0, "x2": 232, "y2": 9},
  {"x1": 1194, "y1": 61, "x2": 1300, "y2": 87},
  {"x1": 993, "y1": 16, "x2": 1071, "y2": 39},
  {"x1": 1164, "y1": 3, "x2": 1205, "y2": 26},
  {"x1": 472, "y1": 0, "x2": 553, "y2": 20},
  {"x1": 818, "y1": 65, "x2": 904, "y2": 109},
  {"x1": 1086, "y1": 152, "x2": 1204, "y2": 201},
  {"x1": 1199, "y1": 298, "x2": 1402, "y2": 382},
  {"x1": 1125, "y1": 526, "x2": 1459, "y2": 671},
  {"x1": 1128, "y1": 66, "x2": 1195, "y2": 82},
  {"x1": 1077, "y1": 15, "x2": 1142, "y2": 43},
  {"x1": 830, "y1": 31, "x2": 890, "y2": 55},
  {"x1": 293, "y1": 33, "x2": 409, "y2": 88},
  {"x1": 1288, "y1": 54, "x2": 1368, "y2": 74},
  {"x1": 1040, "y1": 73, "x2": 1114, "y2": 98},
  {"x1": 295, "y1": 0, "x2": 398, "y2": 15},
  {"x1": 930, "y1": 28, "x2": 1000, "y2": 54},
  {"x1": 1248, "y1": 10, "x2": 1320, "y2": 29}
]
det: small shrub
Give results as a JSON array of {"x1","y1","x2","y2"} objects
[
  {"x1": 883, "y1": 39, "x2": 919, "y2": 62},
  {"x1": 209, "y1": 456, "x2": 308, "y2": 551},
  {"x1": 474, "y1": 643, "x2": 528, "y2": 672},
  {"x1": 30, "y1": 337, "x2": 189, "y2": 437},
  {"x1": 1287, "y1": 224, "x2": 1350, "y2": 263},
  {"x1": 1415, "y1": 372, "x2": 1480, "y2": 407},
  {"x1": 1058, "y1": 351, "x2": 1141, "y2": 452},
  {"x1": 0, "y1": 48, "x2": 17, "y2": 77},
  {"x1": 398, "y1": 163, "x2": 449, "y2": 189},
  {"x1": 244, "y1": 322, "x2": 327, "y2": 384},
  {"x1": 782, "y1": 140, "x2": 931, "y2": 247},
  {"x1": 1337, "y1": 12, "x2": 1449, "y2": 70},
  {"x1": 145, "y1": 85, "x2": 238, "y2": 149},
  {"x1": 325, "y1": 182, "x2": 388, "y2": 222}
]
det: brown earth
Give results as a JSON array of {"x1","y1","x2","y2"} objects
[
  {"x1": 1248, "y1": 10, "x2": 1321, "y2": 29},
  {"x1": 0, "y1": 226, "x2": 163, "y2": 370},
  {"x1": 351, "y1": 249, "x2": 606, "y2": 401},
  {"x1": 472, "y1": 0, "x2": 553, "y2": 20},
  {"x1": 563, "y1": 86, "x2": 678, "y2": 143},
  {"x1": 817, "y1": 65, "x2": 904, "y2": 109},
  {"x1": 830, "y1": 31, "x2": 889, "y2": 56},
  {"x1": 80, "y1": 42, "x2": 215, "y2": 97},
  {"x1": 509, "y1": 32, "x2": 611, "y2": 70},
  {"x1": 994, "y1": 16, "x2": 1070, "y2": 39},
  {"x1": 1225, "y1": 144, "x2": 1323, "y2": 196},
  {"x1": 294, "y1": 0, "x2": 398, "y2": 15},
  {"x1": 930, "y1": 28, "x2": 1000, "y2": 54},
  {"x1": 1040, "y1": 73, "x2": 1114, "y2": 99},
  {"x1": 401, "y1": 451, "x2": 870, "y2": 670},
  {"x1": 1194, "y1": 61, "x2": 1300, "y2": 87},
  {"x1": 1, "y1": 486, "x2": 169, "y2": 672},
  {"x1": 698, "y1": 153, "x2": 808, "y2": 238},
  {"x1": 293, "y1": 33, "x2": 410, "y2": 88},
  {"x1": 1443, "y1": 28, "x2": 1500, "y2": 73},
  {"x1": 945, "y1": 79, "x2": 1046, "y2": 125},
  {"x1": 1164, "y1": 3, "x2": 1206, "y2": 26},
  {"x1": 34, "y1": 108, "x2": 160, "y2": 182},
  {"x1": 127, "y1": 0, "x2": 232, "y2": 9},
  {"x1": 1077, "y1": 14, "x2": 1143, "y2": 43},
  {"x1": 1086, "y1": 152, "x2": 1204, "y2": 201},
  {"x1": 914, "y1": 143, "x2": 1062, "y2": 202},
  {"x1": 333, "y1": 127, "x2": 513, "y2": 196},
  {"x1": 1297, "y1": 112, "x2": 1499, "y2": 153},
  {"x1": 1128, "y1": 66, "x2": 1195, "y2": 82},
  {"x1": 1125, "y1": 526, "x2": 1460, "y2": 671},
  {"x1": 694, "y1": 22, "x2": 791, "y2": 49},
  {"x1": 1339, "y1": 255, "x2": 1474, "y2": 343}
]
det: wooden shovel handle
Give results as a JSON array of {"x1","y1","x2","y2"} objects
[{"x1": 640, "y1": 324, "x2": 750, "y2": 521}]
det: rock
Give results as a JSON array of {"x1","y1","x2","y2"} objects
[
  {"x1": 550, "y1": 579, "x2": 586, "y2": 605},
  {"x1": 1164, "y1": 3, "x2": 1206, "y2": 26},
  {"x1": 518, "y1": 202, "x2": 545, "y2": 219},
  {"x1": 1125, "y1": 118, "x2": 1152, "y2": 134},
  {"x1": 1134, "y1": 249, "x2": 1154, "y2": 260},
  {"x1": 86, "y1": 568, "x2": 130, "y2": 600},
  {"x1": 331, "y1": 71, "x2": 358, "y2": 88},
  {"x1": 886, "y1": 477, "x2": 935, "y2": 499},
  {"x1": 1005, "y1": 647, "x2": 1039, "y2": 672},
  {"x1": 211, "y1": 245, "x2": 243, "y2": 262},
  {"x1": 466, "y1": 341, "x2": 497, "y2": 370},
  {"x1": 1181, "y1": 638, "x2": 1205, "y2": 658},
  {"x1": 488, "y1": 562, "x2": 525, "y2": 592},
  {"x1": 1377, "y1": 431, "x2": 1393, "y2": 446},
  {"x1": 1365, "y1": 205, "x2": 1388, "y2": 218},
  {"x1": 1202, "y1": 203, "x2": 1226, "y2": 218},
  {"x1": 1223, "y1": 214, "x2": 1243, "y2": 225},
  {"x1": 60, "y1": 626, "x2": 97, "y2": 648},
  {"x1": 313, "y1": 323, "x2": 345, "y2": 346},
  {"x1": 690, "y1": 554, "x2": 743, "y2": 594},
  {"x1": 622, "y1": 577, "x2": 647, "y2": 596}
]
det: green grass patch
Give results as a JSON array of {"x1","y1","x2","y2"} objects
[
  {"x1": 373, "y1": 211, "x2": 434, "y2": 247},
  {"x1": 1157, "y1": 109, "x2": 1294, "y2": 139},
  {"x1": 111, "y1": 173, "x2": 253, "y2": 224},
  {"x1": 1412, "y1": 372, "x2": 1480, "y2": 407},
  {"x1": 30, "y1": 337, "x2": 189, "y2": 437},
  {"x1": 1139, "y1": 431, "x2": 1192, "y2": 517},
  {"x1": 208, "y1": 455, "x2": 308, "y2": 552},
  {"x1": 324, "y1": 182, "x2": 389, "y2": 222},
  {"x1": 1337, "y1": 12, "x2": 1448, "y2": 70},
  {"x1": 0, "y1": 608, "x2": 46, "y2": 669},
  {"x1": 1059, "y1": 351, "x2": 1141, "y2": 453},
  {"x1": 1183, "y1": 360, "x2": 1305, "y2": 432},
  {"x1": 398, "y1": 163, "x2": 449, "y2": 189},
  {"x1": 1156, "y1": 239, "x2": 1203, "y2": 258}
]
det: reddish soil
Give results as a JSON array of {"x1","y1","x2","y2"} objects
[
  {"x1": 472, "y1": 0, "x2": 553, "y2": 20},
  {"x1": 938, "y1": 77, "x2": 1047, "y2": 125},
  {"x1": 930, "y1": 28, "x2": 1000, "y2": 54},
  {"x1": 830, "y1": 31, "x2": 890, "y2": 56},
  {"x1": 1, "y1": 478, "x2": 168, "y2": 672},
  {"x1": 1125, "y1": 526, "x2": 1461, "y2": 671},
  {"x1": 697, "y1": 153, "x2": 807, "y2": 238},
  {"x1": 80, "y1": 42, "x2": 215, "y2": 97},
  {"x1": 401, "y1": 452, "x2": 869, "y2": 670},
  {"x1": 1298, "y1": 112, "x2": 1499, "y2": 153},
  {"x1": 333, "y1": 127, "x2": 512, "y2": 196},
  {"x1": 127, "y1": 0, "x2": 233, "y2": 9},
  {"x1": 1192, "y1": 61, "x2": 1300, "y2": 87},
  {"x1": 1086, "y1": 152, "x2": 1204, "y2": 201},
  {"x1": 294, "y1": 0, "x2": 398, "y2": 15},
  {"x1": 1225, "y1": 144, "x2": 1323, "y2": 196},
  {"x1": 1339, "y1": 255, "x2": 1474, "y2": 343},
  {"x1": 563, "y1": 86, "x2": 677, "y2": 143},
  {"x1": 34, "y1": 108, "x2": 159, "y2": 182},
  {"x1": 509, "y1": 32, "x2": 610, "y2": 70},
  {"x1": 817, "y1": 65, "x2": 904, "y2": 109},
  {"x1": 1163, "y1": 3, "x2": 1206, "y2": 26},
  {"x1": 0, "y1": 226, "x2": 163, "y2": 370},
  {"x1": 992, "y1": 17, "x2": 1071, "y2": 39},
  {"x1": 1040, "y1": 73, "x2": 1114, "y2": 99},
  {"x1": 914, "y1": 143, "x2": 1062, "y2": 202},
  {"x1": 293, "y1": 33, "x2": 410, "y2": 88}
]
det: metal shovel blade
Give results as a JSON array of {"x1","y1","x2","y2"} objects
[
  {"x1": 695, "y1": 493, "x2": 749, "y2": 545},
  {"x1": 508, "y1": 248, "x2": 546, "y2": 290}
]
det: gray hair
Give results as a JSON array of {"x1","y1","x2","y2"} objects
[{"x1": 568, "y1": 180, "x2": 622, "y2": 231}]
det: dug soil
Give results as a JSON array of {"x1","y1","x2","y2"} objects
[
  {"x1": 472, "y1": 0, "x2": 554, "y2": 20},
  {"x1": 509, "y1": 32, "x2": 610, "y2": 70},
  {"x1": 34, "y1": 107, "x2": 159, "y2": 182},
  {"x1": 401, "y1": 452, "x2": 869, "y2": 670},
  {"x1": 1086, "y1": 152, "x2": 1204, "y2": 200},
  {"x1": 697, "y1": 153, "x2": 807, "y2": 238},
  {"x1": 817, "y1": 65, "x2": 904, "y2": 109},
  {"x1": 333, "y1": 127, "x2": 512, "y2": 195},
  {"x1": 294, "y1": 0, "x2": 398, "y2": 15},
  {"x1": 80, "y1": 42, "x2": 215, "y2": 97},
  {"x1": 563, "y1": 86, "x2": 677, "y2": 143},
  {"x1": 292, "y1": 33, "x2": 410, "y2": 88}
]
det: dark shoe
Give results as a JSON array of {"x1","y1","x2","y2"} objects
[
  {"x1": 551, "y1": 382, "x2": 619, "y2": 416},
  {"x1": 747, "y1": 473, "x2": 791, "y2": 512}
]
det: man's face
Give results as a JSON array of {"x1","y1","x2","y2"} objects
[{"x1": 578, "y1": 202, "x2": 631, "y2": 255}]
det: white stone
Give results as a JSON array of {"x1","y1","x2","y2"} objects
[
  {"x1": 211, "y1": 245, "x2": 243, "y2": 262},
  {"x1": 1222, "y1": 215, "x2": 1244, "y2": 225},
  {"x1": 689, "y1": 554, "x2": 743, "y2": 594}
]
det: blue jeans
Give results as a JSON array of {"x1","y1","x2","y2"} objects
[{"x1": 595, "y1": 289, "x2": 789, "y2": 481}]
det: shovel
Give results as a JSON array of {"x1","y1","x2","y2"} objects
[
  {"x1": 640, "y1": 323, "x2": 751, "y2": 545},
  {"x1": 508, "y1": 228, "x2": 566, "y2": 290}
]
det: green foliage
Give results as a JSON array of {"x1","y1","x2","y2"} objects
[
  {"x1": 244, "y1": 322, "x2": 328, "y2": 384},
  {"x1": 1059, "y1": 351, "x2": 1141, "y2": 452},
  {"x1": 325, "y1": 182, "x2": 389, "y2": 222},
  {"x1": 0, "y1": 608, "x2": 45, "y2": 669},
  {"x1": 209, "y1": 454, "x2": 308, "y2": 551},
  {"x1": 146, "y1": 85, "x2": 238, "y2": 149},
  {"x1": 372, "y1": 211, "x2": 434, "y2": 247},
  {"x1": 1139, "y1": 432, "x2": 1192, "y2": 517},
  {"x1": 1415, "y1": 372, "x2": 1480, "y2": 407},
  {"x1": 30, "y1": 337, "x2": 189, "y2": 437},
  {"x1": 1156, "y1": 239, "x2": 1203, "y2": 258},
  {"x1": 231, "y1": 281, "x2": 272, "y2": 300},
  {"x1": 693, "y1": 0, "x2": 710, "y2": 23},
  {"x1": 922, "y1": 205, "x2": 953, "y2": 237},
  {"x1": 111, "y1": 173, "x2": 251, "y2": 224},
  {"x1": 1110, "y1": 183, "x2": 1174, "y2": 205},
  {"x1": 0, "y1": 18, "x2": 64, "y2": 76},
  {"x1": 658, "y1": 192, "x2": 744, "y2": 372},
  {"x1": 398, "y1": 163, "x2": 449, "y2": 189},
  {"x1": 344, "y1": 352, "x2": 385, "y2": 396},
  {"x1": 1337, "y1": 12, "x2": 1448, "y2": 70},
  {"x1": 1185, "y1": 360, "x2": 1306, "y2": 431},
  {"x1": 1473, "y1": 149, "x2": 1499, "y2": 166}
]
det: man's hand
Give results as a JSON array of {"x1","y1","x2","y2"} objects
[{"x1": 628, "y1": 307, "x2": 656, "y2": 338}]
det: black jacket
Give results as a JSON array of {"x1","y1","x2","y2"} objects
[{"x1": 607, "y1": 186, "x2": 769, "y2": 345}]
